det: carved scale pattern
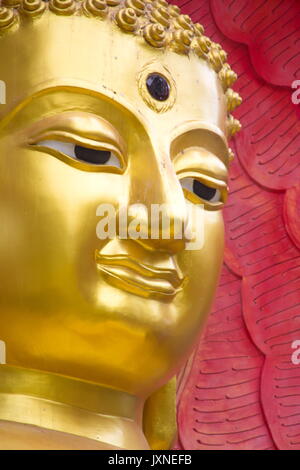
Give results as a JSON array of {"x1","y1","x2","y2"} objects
[{"x1": 173, "y1": 0, "x2": 300, "y2": 451}]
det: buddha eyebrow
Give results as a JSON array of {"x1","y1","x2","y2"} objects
[
  {"x1": 2, "y1": 84, "x2": 146, "y2": 133},
  {"x1": 31, "y1": 86, "x2": 149, "y2": 134},
  {"x1": 171, "y1": 126, "x2": 229, "y2": 166},
  {"x1": 0, "y1": 86, "x2": 151, "y2": 154},
  {"x1": 26, "y1": 111, "x2": 126, "y2": 155}
]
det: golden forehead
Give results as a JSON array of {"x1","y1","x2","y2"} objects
[{"x1": 0, "y1": 0, "x2": 242, "y2": 154}]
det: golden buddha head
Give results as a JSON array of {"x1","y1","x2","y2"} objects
[{"x1": 0, "y1": 0, "x2": 241, "y2": 437}]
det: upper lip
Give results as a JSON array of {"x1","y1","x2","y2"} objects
[{"x1": 95, "y1": 253, "x2": 184, "y2": 297}]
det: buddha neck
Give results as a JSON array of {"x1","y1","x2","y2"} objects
[{"x1": 0, "y1": 365, "x2": 149, "y2": 450}]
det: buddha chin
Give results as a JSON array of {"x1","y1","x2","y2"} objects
[{"x1": 0, "y1": 0, "x2": 241, "y2": 450}]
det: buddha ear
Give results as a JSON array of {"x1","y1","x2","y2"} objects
[
  {"x1": 143, "y1": 351, "x2": 197, "y2": 450},
  {"x1": 143, "y1": 377, "x2": 177, "y2": 450}
]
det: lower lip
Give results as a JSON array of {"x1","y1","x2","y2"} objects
[{"x1": 96, "y1": 264, "x2": 179, "y2": 300}]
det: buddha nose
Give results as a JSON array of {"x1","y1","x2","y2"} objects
[{"x1": 125, "y1": 155, "x2": 188, "y2": 254}]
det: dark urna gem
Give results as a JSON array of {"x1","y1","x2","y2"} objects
[{"x1": 146, "y1": 74, "x2": 170, "y2": 101}]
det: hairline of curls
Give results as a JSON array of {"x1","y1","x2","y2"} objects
[{"x1": 0, "y1": 0, "x2": 242, "y2": 160}]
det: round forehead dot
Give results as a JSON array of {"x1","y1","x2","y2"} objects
[
  {"x1": 137, "y1": 63, "x2": 176, "y2": 113},
  {"x1": 146, "y1": 73, "x2": 170, "y2": 102}
]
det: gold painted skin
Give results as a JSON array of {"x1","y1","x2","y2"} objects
[{"x1": 0, "y1": 8, "x2": 228, "y2": 449}]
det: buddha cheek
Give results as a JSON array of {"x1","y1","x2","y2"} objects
[
  {"x1": 175, "y1": 209, "x2": 224, "y2": 352},
  {"x1": 0, "y1": 144, "x2": 119, "y2": 304}
]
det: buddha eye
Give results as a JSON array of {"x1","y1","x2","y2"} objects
[
  {"x1": 34, "y1": 140, "x2": 122, "y2": 169},
  {"x1": 180, "y1": 177, "x2": 222, "y2": 204},
  {"x1": 74, "y1": 145, "x2": 120, "y2": 167}
]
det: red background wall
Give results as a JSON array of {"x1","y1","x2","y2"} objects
[{"x1": 172, "y1": 0, "x2": 300, "y2": 450}]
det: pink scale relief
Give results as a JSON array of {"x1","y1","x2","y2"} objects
[{"x1": 171, "y1": 0, "x2": 300, "y2": 450}]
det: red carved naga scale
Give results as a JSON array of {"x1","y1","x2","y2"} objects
[{"x1": 172, "y1": 0, "x2": 300, "y2": 451}]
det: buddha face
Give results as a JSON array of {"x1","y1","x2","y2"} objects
[{"x1": 0, "y1": 11, "x2": 228, "y2": 397}]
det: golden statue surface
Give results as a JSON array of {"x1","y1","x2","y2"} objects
[{"x1": 0, "y1": 0, "x2": 241, "y2": 450}]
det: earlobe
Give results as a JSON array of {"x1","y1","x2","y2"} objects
[{"x1": 143, "y1": 377, "x2": 177, "y2": 450}]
